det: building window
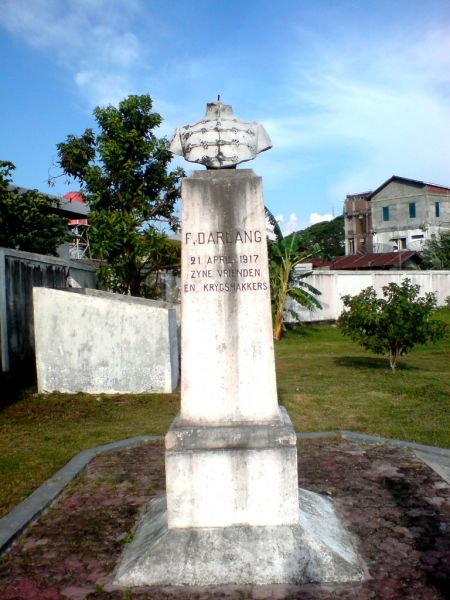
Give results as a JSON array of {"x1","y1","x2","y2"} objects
[
  {"x1": 391, "y1": 238, "x2": 407, "y2": 251},
  {"x1": 349, "y1": 239, "x2": 355, "y2": 254},
  {"x1": 409, "y1": 202, "x2": 416, "y2": 218},
  {"x1": 382, "y1": 206, "x2": 390, "y2": 221},
  {"x1": 435, "y1": 201, "x2": 440, "y2": 217}
]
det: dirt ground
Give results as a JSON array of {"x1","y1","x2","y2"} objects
[{"x1": 1, "y1": 438, "x2": 449, "y2": 600}]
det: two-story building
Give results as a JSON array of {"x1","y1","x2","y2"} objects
[
  {"x1": 344, "y1": 176, "x2": 450, "y2": 254},
  {"x1": 370, "y1": 176, "x2": 450, "y2": 252}
]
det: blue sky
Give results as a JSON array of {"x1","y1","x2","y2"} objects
[{"x1": 1, "y1": 0, "x2": 450, "y2": 234}]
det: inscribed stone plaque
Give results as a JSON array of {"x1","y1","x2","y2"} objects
[{"x1": 180, "y1": 169, "x2": 279, "y2": 424}]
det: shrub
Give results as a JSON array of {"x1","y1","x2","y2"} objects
[{"x1": 338, "y1": 279, "x2": 446, "y2": 371}]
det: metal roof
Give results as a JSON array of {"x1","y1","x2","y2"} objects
[
  {"x1": 63, "y1": 191, "x2": 85, "y2": 204},
  {"x1": 368, "y1": 176, "x2": 450, "y2": 199},
  {"x1": 310, "y1": 251, "x2": 421, "y2": 270},
  {"x1": 7, "y1": 185, "x2": 88, "y2": 219}
]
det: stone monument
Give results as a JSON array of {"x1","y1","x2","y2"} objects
[{"x1": 114, "y1": 101, "x2": 364, "y2": 587}]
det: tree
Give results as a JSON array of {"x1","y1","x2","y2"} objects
[
  {"x1": 421, "y1": 232, "x2": 450, "y2": 270},
  {"x1": 338, "y1": 279, "x2": 446, "y2": 371},
  {"x1": 56, "y1": 94, "x2": 184, "y2": 296},
  {"x1": 293, "y1": 216, "x2": 345, "y2": 259},
  {"x1": 0, "y1": 161, "x2": 68, "y2": 256},
  {"x1": 269, "y1": 230, "x2": 322, "y2": 341}
]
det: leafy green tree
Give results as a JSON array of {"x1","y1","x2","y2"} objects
[
  {"x1": 269, "y1": 231, "x2": 322, "y2": 341},
  {"x1": 338, "y1": 279, "x2": 446, "y2": 371},
  {"x1": 56, "y1": 95, "x2": 184, "y2": 296},
  {"x1": 421, "y1": 232, "x2": 450, "y2": 270},
  {"x1": 0, "y1": 161, "x2": 68, "y2": 256},
  {"x1": 293, "y1": 215, "x2": 344, "y2": 259}
]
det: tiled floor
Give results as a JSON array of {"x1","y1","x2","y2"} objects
[{"x1": 1, "y1": 438, "x2": 449, "y2": 599}]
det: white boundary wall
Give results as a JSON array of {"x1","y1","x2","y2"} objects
[{"x1": 288, "y1": 270, "x2": 450, "y2": 322}]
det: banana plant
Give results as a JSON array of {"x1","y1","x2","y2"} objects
[{"x1": 268, "y1": 225, "x2": 322, "y2": 341}]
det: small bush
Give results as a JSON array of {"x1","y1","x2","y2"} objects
[{"x1": 338, "y1": 279, "x2": 447, "y2": 371}]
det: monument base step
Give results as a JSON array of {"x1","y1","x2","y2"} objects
[
  {"x1": 165, "y1": 406, "x2": 300, "y2": 528},
  {"x1": 113, "y1": 489, "x2": 365, "y2": 587}
]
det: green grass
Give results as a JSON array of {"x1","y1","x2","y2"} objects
[
  {"x1": 0, "y1": 307, "x2": 449, "y2": 517},
  {"x1": 276, "y1": 307, "x2": 450, "y2": 449},
  {"x1": 0, "y1": 392, "x2": 179, "y2": 517}
]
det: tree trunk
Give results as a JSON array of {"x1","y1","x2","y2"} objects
[
  {"x1": 389, "y1": 349, "x2": 397, "y2": 372},
  {"x1": 129, "y1": 275, "x2": 142, "y2": 297},
  {"x1": 273, "y1": 309, "x2": 284, "y2": 341},
  {"x1": 273, "y1": 273, "x2": 289, "y2": 342}
]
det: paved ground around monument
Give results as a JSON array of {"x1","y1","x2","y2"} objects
[{"x1": 1, "y1": 438, "x2": 449, "y2": 600}]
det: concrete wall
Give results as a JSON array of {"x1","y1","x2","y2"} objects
[
  {"x1": 374, "y1": 226, "x2": 446, "y2": 253},
  {"x1": 69, "y1": 287, "x2": 181, "y2": 357},
  {"x1": 145, "y1": 270, "x2": 181, "y2": 304},
  {"x1": 287, "y1": 270, "x2": 450, "y2": 322},
  {"x1": 33, "y1": 287, "x2": 179, "y2": 394},
  {"x1": 0, "y1": 247, "x2": 97, "y2": 371}
]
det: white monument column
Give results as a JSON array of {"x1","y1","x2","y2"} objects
[
  {"x1": 114, "y1": 102, "x2": 364, "y2": 587},
  {"x1": 165, "y1": 168, "x2": 299, "y2": 529},
  {"x1": 180, "y1": 170, "x2": 279, "y2": 424}
]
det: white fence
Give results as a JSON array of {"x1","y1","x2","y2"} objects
[{"x1": 288, "y1": 270, "x2": 450, "y2": 323}]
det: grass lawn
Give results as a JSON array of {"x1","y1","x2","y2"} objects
[
  {"x1": 276, "y1": 307, "x2": 450, "y2": 449},
  {"x1": 0, "y1": 308, "x2": 449, "y2": 517},
  {"x1": 0, "y1": 392, "x2": 179, "y2": 518}
]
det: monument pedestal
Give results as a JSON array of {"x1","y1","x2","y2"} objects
[
  {"x1": 114, "y1": 169, "x2": 364, "y2": 587},
  {"x1": 165, "y1": 407, "x2": 299, "y2": 529},
  {"x1": 113, "y1": 489, "x2": 364, "y2": 587}
]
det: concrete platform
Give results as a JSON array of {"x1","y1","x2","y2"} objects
[
  {"x1": 113, "y1": 489, "x2": 364, "y2": 587},
  {"x1": 2, "y1": 437, "x2": 449, "y2": 599}
]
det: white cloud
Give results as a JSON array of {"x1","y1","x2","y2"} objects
[
  {"x1": 74, "y1": 71, "x2": 134, "y2": 107},
  {"x1": 267, "y1": 209, "x2": 335, "y2": 236},
  {"x1": 281, "y1": 212, "x2": 299, "y2": 236},
  {"x1": 309, "y1": 212, "x2": 333, "y2": 225},
  {"x1": 268, "y1": 27, "x2": 450, "y2": 202},
  {"x1": 0, "y1": 0, "x2": 146, "y2": 107}
]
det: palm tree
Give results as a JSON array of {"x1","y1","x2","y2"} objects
[{"x1": 266, "y1": 208, "x2": 322, "y2": 340}]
